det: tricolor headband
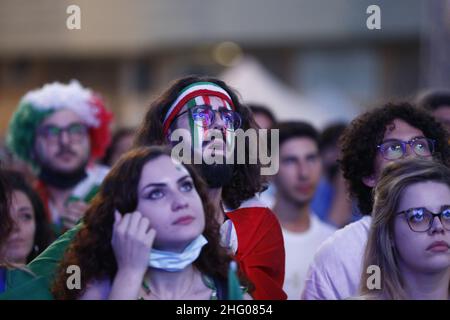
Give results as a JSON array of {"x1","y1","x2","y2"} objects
[{"x1": 162, "y1": 82, "x2": 236, "y2": 135}]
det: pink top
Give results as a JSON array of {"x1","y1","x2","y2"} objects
[{"x1": 301, "y1": 216, "x2": 372, "y2": 300}]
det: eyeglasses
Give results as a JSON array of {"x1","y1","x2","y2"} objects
[
  {"x1": 36, "y1": 123, "x2": 88, "y2": 143},
  {"x1": 377, "y1": 138, "x2": 435, "y2": 160},
  {"x1": 175, "y1": 105, "x2": 242, "y2": 131},
  {"x1": 397, "y1": 206, "x2": 450, "y2": 232}
]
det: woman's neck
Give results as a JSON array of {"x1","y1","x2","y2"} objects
[
  {"x1": 400, "y1": 262, "x2": 450, "y2": 300},
  {"x1": 143, "y1": 265, "x2": 203, "y2": 299}
]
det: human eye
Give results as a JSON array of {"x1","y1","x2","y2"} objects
[
  {"x1": 19, "y1": 211, "x2": 33, "y2": 222},
  {"x1": 147, "y1": 188, "x2": 164, "y2": 200},
  {"x1": 180, "y1": 180, "x2": 194, "y2": 192},
  {"x1": 45, "y1": 126, "x2": 61, "y2": 137},
  {"x1": 413, "y1": 139, "x2": 430, "y2": 154},
  {"x1": 68, "y1": 123, "x2": 87, "y2": 134},
  {"x1": 408, "y1": 208, "x2": 426, "y2": 222},
  {"x1": 192, "y1": 107, "x2": 212, "y2": 122},
  {"x1": 442, "y1": 207, "x2": 450, "y2": 220}
]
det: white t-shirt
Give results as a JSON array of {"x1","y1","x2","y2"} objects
[
  {"x1": 301, "y1": 215, "x2": 372, "y2": 300},
  {"x1": 283, "y1": 214, "x2": 336, "y2": 299}
]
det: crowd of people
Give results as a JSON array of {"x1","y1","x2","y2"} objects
[{"x1": 0, "y1": 77, "x2": 449, "y2": 300}]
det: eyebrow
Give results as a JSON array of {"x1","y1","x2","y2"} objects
[
  {"x1": 141, "y1": 175, "x2": 191, "y2": 192},
  {"x1": 17, "y1": 207, "x2": 33, "y2": 213},
  {"x1": 381, "y1": 136, "x2": 426, "y2": 143}
]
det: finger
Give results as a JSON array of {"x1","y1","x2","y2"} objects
[
  {"x1": 128, "y1": 211, "x2": 142, "y2": 234},
  {"x1": 61, "y1": 215, "x2": 78, "y2": 228},
  {"x1": 60, "y1": 210, "x2": 78, "y2": 224},
  {"x1": 145, "y1": 228, "x2": 157, "y2": 247},
  {"x1": 137, "y1": 217, "x2": 150, "y2": 237},
  {"x1": 117, "y1": 212, "x2": 131, "y2": 234},
  {"x1": 66, "y1": 207, "x2": 84, "y2": 220},
  {"x1": 71, "y1": 201, "x2": 89, "y2": 211},
  {"x1": 114, "y1": 210, "x2": 122, "y2": 226}
]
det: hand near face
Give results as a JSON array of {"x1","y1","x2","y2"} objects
[
  {"x1": 111, "y1": 210, "x2": 156, "y2": 276},
  {"x1": 61, "y1": 200, "x2": 89, "y2": 229}
]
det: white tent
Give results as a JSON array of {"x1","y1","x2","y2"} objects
[{"x1": 220, "y1": 56, "x2": 359, "y2": 129}]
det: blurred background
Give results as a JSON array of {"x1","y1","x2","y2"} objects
[{"x1": 1, "y1": 0, "x2": 449, "y2": 136}]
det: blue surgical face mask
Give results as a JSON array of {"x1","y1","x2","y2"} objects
[{"x1": 148, "y1": 235, "x2": 208, "y2": 272}]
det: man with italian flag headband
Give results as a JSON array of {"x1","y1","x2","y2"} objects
[
  {"x1": 6, "y1": 80, "x2": 113, "y2": 236},
  {"x1": 134, "y1": 76, "x2": 287, "y2": 300}
]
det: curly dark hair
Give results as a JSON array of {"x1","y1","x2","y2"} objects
[
  {"x1": 134, "y1": 75, "x2": 265, "y2": 210},
  {"x1": 340, "y1": 102, "x2": 450, "y2": 215},
  {"x1": 0, "y1": 166, "x2": 12, "y2": 250},
  {"x1": 51, "y1": 146, "x2": 247, "y2": 299},
  {"x1": 3, "y1": 170, "x2": 54, "y2": 262}
]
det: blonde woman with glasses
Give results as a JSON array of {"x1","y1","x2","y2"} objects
[{"x1": 360, "y1": 158, "x2": 450, "y2": 299}]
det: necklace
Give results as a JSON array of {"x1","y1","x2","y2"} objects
[{"x1": 138, "y1": 274, "x2": 216, "y2": 300}]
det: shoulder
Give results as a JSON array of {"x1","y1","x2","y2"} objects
[
  {"x1": 226, "y1": 197, "x2": 279, "y2": 226},
  {"x1": 316, "y1": 216, "x2": 371, "y2": 256},
  {"x1": 1, "y1": 268, "x2": 53, "y2": 300},
  {"x1": 301, "y1": 216, "x2": 372, "y2": 300}
]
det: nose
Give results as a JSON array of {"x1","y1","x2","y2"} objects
[
  {"x1": 429, "y1": 215, "x2": 445, "y2": 234},
  {"x1": 59, "y1": 130, "x2": 71, "y2": 145},
  {"x1": 297, "y1": 162, "x2": 310, "y2": 180},
  {"x1": 404, "y1": 144, "x2": 415, "y2": 158},
  {"x1": 10, "y1": 219, "x2": 21, "y2": 234},
  {"x1": 211, "y1": 110, "x2": 226, "y2": 131},
  {"x1": 171, "y1": 195, "x2": 189, "y2": 212}
]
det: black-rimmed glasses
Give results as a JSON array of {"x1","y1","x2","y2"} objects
[{"x1": 397, "y1": 206, "x2": 450, "y2": 232}]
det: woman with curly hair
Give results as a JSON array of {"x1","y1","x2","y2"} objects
[
  {"x1": 52, "y1": 146, "x2": 250, "y2": 300},
  {"x1": 360, "y1": 158, "x2": 450, "y2": 299}
]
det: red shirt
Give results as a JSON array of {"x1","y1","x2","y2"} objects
[{"x1": 226, "y1": 206, "x2": 287, "y2": 300}]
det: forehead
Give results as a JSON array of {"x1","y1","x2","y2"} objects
[
  {"x1": 40, "y1": 109, "x2": 84, "y2": 127},
  {"x1": 280, "y1": 137, "x2": 319, "y2": 157},
  {"x1": 11, "y1": 190, "x2": 32, "y2": 208},
  {"x1": 383, "y1": 119, "x2": 425, "y2": 141},
  {"x1": 398, "y1": 181, "x2": 450, "y2": 212},
  {"x1": 179, "y1": 95, "x2": 229, "y2": 113},
  {"x1": 139, "y1": 155, "x2": 190, "y2": 188}
]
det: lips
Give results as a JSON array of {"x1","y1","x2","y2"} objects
[
  {"x1": 172, "y1": 215, "x2": 195, "y2": 225},
  {"x1": 57, "y1": 153, "x2": 76, "y2": 161},
  {"x1": 7, "y1": 238, "x2": 25, "y2": 247},
  {"x1": 426, "y1": 241, "x2": 450, "y2": 252},
  {"x1": 295, "y1": 185, "x2": 313, "y2": 194}
]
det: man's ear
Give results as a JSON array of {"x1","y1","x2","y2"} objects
[
  {"x1": 362, "y1": 174, "x2": 377, "y2": 187},
  {"x1": 165, "y1": 127, "x2": 173, "y2": 144}
]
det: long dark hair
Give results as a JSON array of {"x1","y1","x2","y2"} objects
[
  {"x1": 52, "y1": 146, "x2": 245, "y2": 299},
  {"x1": 134, "y1": 75, "x2": 266, "y2": 210},
  {"x1": 0, "y1": 167, "x2": 12, "y2": 252},
  {"x1": 4, "y1": 170, "x2": 54, "y2": 262}
]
